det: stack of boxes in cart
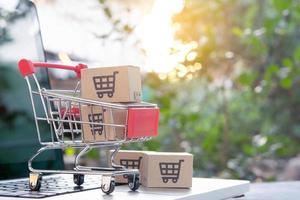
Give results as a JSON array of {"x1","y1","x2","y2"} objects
[
  {"x1": 80, "y1": 65, "x2": 193, "y2": 188},
  {"x1": 80, "y1": 66, "x2": 142, "y2": 142}
]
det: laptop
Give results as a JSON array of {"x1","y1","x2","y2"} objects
[{"x1": 0, "y1": 0, "x2": 101, "y2": 198}]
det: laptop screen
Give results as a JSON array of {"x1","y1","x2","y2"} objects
[{"x1": 0, "y1": 0, "x2": 63, "y2": 179}]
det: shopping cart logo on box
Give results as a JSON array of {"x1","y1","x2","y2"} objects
[
  {"x1": 88, "y1": 111, "x2": 105, "y2": 136},
  {"x1": 120, "y1": 157, "x2": 142, "y2": 179},
  {"x1": 93, "y1": 71, "x2": 118, "y2": 98},
  {"x1": 159, "y1": 159, "x2": 184, "y2": 183}
]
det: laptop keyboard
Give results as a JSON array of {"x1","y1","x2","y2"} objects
[{"x1": 0, "y1": 174, "x2": 102, "y2": 198}]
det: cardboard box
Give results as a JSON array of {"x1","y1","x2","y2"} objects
[
  {"x1": 81, "y1": 105, "x2": 127, "y2": 142},
  {"x1": 108, "y1": 150, "x2": 145, "y2": 183},
  {"x1": 141, "y1": 152, "x2": 193, "y2": 188},
  {"x1": 110, "y1": 150, "x2": 193, "y2": 188},
  {"x1": 81, "y1": 66, "x2": 142, "y2": 103}
]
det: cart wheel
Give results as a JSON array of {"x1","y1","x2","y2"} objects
[
  {"x1": 172, "y1": 178, "x2": 178, "y2": 183},
  {"x1": 97, "y1": 92, "x2": 104, "y2": 98},
  {"x1": 128, "y1": 174, "x2": 140, "y2": 191},
  {"x1": 29, "y1": 173, "x2": 42, "y2": 191},
  {"x1": 101, "y1": 180, "x2": 115, "y2": 195},
  {"x1": 73, "y1": 174, "x2": 84, "y2": 186},
  {"x1": 108, "y1": 93, "x2": 113, "y2": 97}
]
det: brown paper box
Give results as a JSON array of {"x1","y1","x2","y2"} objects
[
  {"x1": 108, "y1": 150, "x2": 145, "y2": 183},
  {"x1": 141, "y1": 152, "x2": 193, "y2": 188},
  {"x1": 109, "y1": 150, "x2": 193, "y2": 187},
  {"x1": 81, "y1": 105, "x2": 127, "y2": 142},
  {"x1": 81, "y1": 66, "x2": 142, "y2": 103}
]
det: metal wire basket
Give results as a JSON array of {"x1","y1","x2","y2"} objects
[{"x1": 18, "y1": 59, "x2": 160, "y2": 194}]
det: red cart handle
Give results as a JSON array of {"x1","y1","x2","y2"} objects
[{"x1": 18, "y1": 58, "x2": 88, "y2": 78}]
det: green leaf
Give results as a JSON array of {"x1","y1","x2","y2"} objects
[
  {"x1": 280, "y1": 77, "x2": 292, "y2": 89},
  {"x1": 264, "y1": 18, "x2": 278, "y2": 33},
  {"x1": 293, "y1": 46, "x2": 300, "y2": 61},
  {"x1": 267, "y1": 64, "x2": 279, "y2": 73},
  {"x1": 232, "y1": 27, "x2": 243, "y2": 37},
  {"x1": 243, "y1": 145, "x2": 254, "y2": 156},
  {"x1": 65, "y1": 147, "x2": 75, "y2": 156},
  {"x1": 87, "y1": 149, "x2": 99, "y2": 159},
  {"x1": 244, "y1": 4, "x2": 258, "y2": 27},
  {"x1": 264, "y1": 64, "x2": 279, "y2": 81},
  {"x1": 282, "y1": 58, "x2": 292, "y2": 67},
  {"x1": 238, "y1": 72, "x2": 256, "y2": 86},
  {"x1": 272, "y1": 0, "x2": 291, "y2": 11}
]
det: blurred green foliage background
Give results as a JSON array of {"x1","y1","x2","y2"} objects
[{"x1": 124, "y1": 0, "x2": 300, "y2": 181}]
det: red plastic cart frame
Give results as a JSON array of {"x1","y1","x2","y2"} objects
[{"x1": 18, "y1": 58, "x2": 87, "y2": 78}]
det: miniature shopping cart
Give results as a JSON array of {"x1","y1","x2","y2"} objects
[
  {"x1": 18, "y1": 59, "x2": 159, "y2": 195},
  {"x1": 120, "y1": 157, "x2": 143, "y2": 179},
  {"x1": 93, "y1": 71, "x2": 118, "y2": 98},
  {"x1": 88, "y1": 112, "x2": 104, "y2": 136},
  {"x1": 159, "y1": 160, "x2": 184, "y2": 183}
]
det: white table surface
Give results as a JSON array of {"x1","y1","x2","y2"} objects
[
  {"x1": 0, "y1": 178, "x2": 249, "y2": 200},
  {"x1": 228, "y1": 181, "x2": 300, "y2": 200}
]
